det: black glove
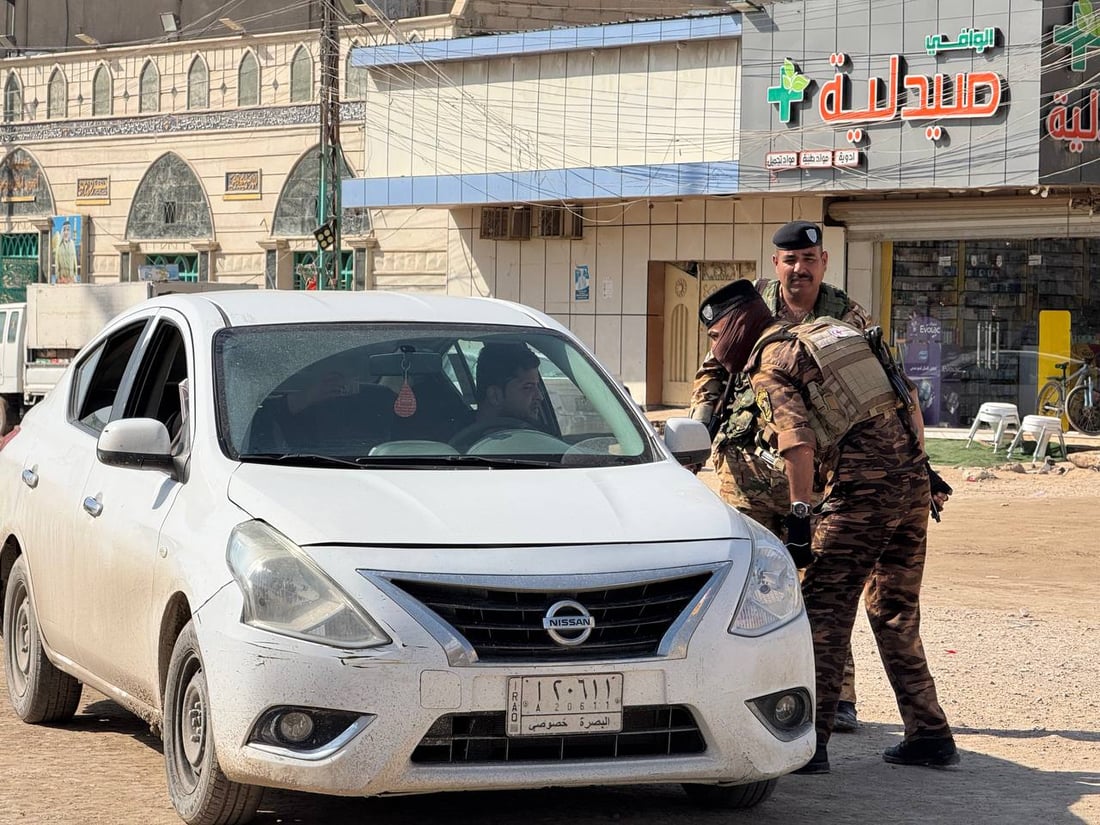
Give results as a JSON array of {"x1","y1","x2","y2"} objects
[
  {"x1": 783, "y1": 514, "x2": 813, "y2": 568},
  {"x1": 927, "y1": 464, "x2": 953, "y2": 497}
]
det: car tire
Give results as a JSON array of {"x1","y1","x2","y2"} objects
[
  {"x1": 2, "y1": 556, "x2": 83, "y2": 723},
  {"x1": 164, "y1": 621, "x2": 263, "y2": 825},
  {"x1": 682, "y1": 778, "x2": 778, "y2": 809}
]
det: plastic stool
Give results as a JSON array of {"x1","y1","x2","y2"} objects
[
  {"x1": 965, "y1": 402, "x2": 1021, "y2": 452},
  {"x1": 1005, "y1": 415, "x2": 1066, "y2": 464}
]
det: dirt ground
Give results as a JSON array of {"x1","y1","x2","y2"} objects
[{"x1": 1, "y1": 458, "x2": 1098, "y2": 824}]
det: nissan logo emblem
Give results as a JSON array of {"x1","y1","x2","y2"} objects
[{"x1": 542, "y1": 600, "x2": 595, "y2": 646}]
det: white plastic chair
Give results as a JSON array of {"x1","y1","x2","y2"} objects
[
  {"x1": 965, "y1": 402, "x2": 1021, "y2": 453},
  {"x1": 1005, "y1": 415, "x2": 1067, "y2": 465}
]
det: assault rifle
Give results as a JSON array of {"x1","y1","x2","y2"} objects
[
  {"x1": 707, "y1": 370, "x2": 738, "y2": 440},
  {"x1": 864, "y1": 326, "x2": 946, "y2": 522}
]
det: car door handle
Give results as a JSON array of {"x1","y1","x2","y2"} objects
[
  {"x1": 83, "y1": 496, "x2": 103, "y2": 517},
  {"x1": 21, "y1": 468, "x2": 38, "y2": 488}
]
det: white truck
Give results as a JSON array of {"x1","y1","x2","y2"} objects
[{"x1": 0, "y1": 281, "x2": 248, "y2": 434}]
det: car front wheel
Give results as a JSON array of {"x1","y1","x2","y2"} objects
[
  {"x1": 2, "y1": 555, "x2": 83, "y2": 723},
  {"x1": 164, "y1": 621, "x2": 262, "y2": 825},
  {"x1": 682, "y1": 778, "x2": 777, "y2": 809}
]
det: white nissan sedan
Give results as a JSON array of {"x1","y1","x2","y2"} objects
[{"x1": 0, "y1": 291, "x2": 814, "y2": 825}]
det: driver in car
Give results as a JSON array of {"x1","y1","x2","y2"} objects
[{"x1": 451, "y1": 342, "x2": 545, "y2": 450}]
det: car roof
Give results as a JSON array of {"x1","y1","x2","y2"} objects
[{"x1": 155, "y1": 289, "x2": 558, "y2": 330}]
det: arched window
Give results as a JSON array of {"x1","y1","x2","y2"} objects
[
  {"x1": 289, "y1": 45, "x2": 313, "y2": 103},
  {"x1": 47, "y1": 69, "x2": 67, "y2": 119},
  {"x1": 140, "y1": 60, "x2": 160, "y2": 113},
  {"x1": 238, "y1": 51, "x2": 259, "y2": 107},
  {"x1": 187, "y1": 57, "x2": 208, "y2": 110},
  {"x1": 92, "y1": 65, "x2": 112, "y2": 116},
  {"x1": 4, "y1": 72, "x2": 23, "y2": 122},
  {"x1": 345, "y1": 44, "x2": 367, "y2": 101}
]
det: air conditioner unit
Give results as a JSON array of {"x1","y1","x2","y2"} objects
[
  {"x1": 480, "y1": 206, "x2": 532, "y2": 240},
  {"x1": 536, "y1": 205, "x2": 584, "y2": 239}
]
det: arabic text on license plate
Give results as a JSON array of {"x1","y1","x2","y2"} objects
[{"x1": 507, "y1": 674, "x2": 623, "y2": 737}]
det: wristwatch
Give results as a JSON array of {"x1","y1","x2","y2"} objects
[{"x1": 790, "y1": 501, "x2": 812, "y2": 519}]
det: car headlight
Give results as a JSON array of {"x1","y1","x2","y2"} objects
[
  {"x1": 227, "y1": 520, "x2": 391, "y2": 648},
  {"x1": 729, "y1": 517, "x2": 804, "y2": 637}
]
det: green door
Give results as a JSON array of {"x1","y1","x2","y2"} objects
[{"x1": 0, "y1": 233, "x2": 40, "y2": 303}]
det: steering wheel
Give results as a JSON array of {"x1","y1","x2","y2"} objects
[{"x1": 450, "y1": 417, "x2": 534, "y2": 452}]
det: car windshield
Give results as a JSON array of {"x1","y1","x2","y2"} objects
[{"x1": 215, "y1": 322, "x2": 655, "y2": 468}]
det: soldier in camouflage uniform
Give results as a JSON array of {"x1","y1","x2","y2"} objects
[
  {"x1": 689, "y1": 221, "x2": 868, "y2": 731},
  {"x1": 698, "y1": 279, "x2": 957, "y2": 775}
]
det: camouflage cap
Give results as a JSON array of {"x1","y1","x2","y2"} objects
[
  {"x1": 698, "y1": 278, "x2": 765, "y2": 328},
  {"x1": 772, "y1": 220, "x2": 824, "y2": 250}
]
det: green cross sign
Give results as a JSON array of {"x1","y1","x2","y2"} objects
[
  {"x1": 767, "y1": 59, "x2": 810, "y2": 123},
  {"x1": 1053, "y1": 0, "x2": 1100, "y2": 72}
]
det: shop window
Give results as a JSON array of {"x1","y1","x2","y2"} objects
[
  {"x1": 187, "y1": 57, "x2": 209, "y2": 110},
  {"x1": 293, "y1": 250, "x2": 352, "y2": 290},
  {"x1": 290, "y1": 46, "x2": 313, "y2": 103},
  {"x1": 3, "y1": 71, "x2": 21, "y2": 122},
  {"x1": 140, "y1": 60, "x2": 160, "y2": 113},
  {"x1": 146, "y1": 253, "x2": 198, "y2": 283},
  {"x1": 92, "y1": 65, "x2": 111, "y2": 116},
  {"x1": 238, "y1": 51, "x2": 259, "y2": 107},
  {"x1": 47, "y1": 68, "x2": 67, "y2": 119}
]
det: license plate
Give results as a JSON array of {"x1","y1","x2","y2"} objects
[{"x1": 507, "y1": 673, "x2": 623, "y2": 737}]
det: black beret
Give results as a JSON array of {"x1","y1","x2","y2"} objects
[
  {"x1": 772, "y1": 220, "x2": 824, "y2": 250},
  {"x1": 699, "y1": 278, "x2": 764, "y2": 328}
]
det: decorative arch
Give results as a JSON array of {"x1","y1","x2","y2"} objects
[
  {"x1": 4, "y1": 72, "x2": 23, "y2": 122},
  {"x1": 272, "y1": 145, "x2": 368, "y2": 237},
  {"x1": 92, "y1": 64, "x2": 112, "y2": 115},
  {"x1": 289, "y1": 45, "x2": 313, "y2": 103},
  {"x1": 237, "y1": 50, "x2": 260, "y2": 107},
  {"x1": 345, "y1": 42, "x2": 367, "y2": 100},
  {"x1": 0, "y1": 147, "x2": 56, "y2": 218},
  {"x1": 47, "y1": 67, "x2": 67, "y2": 119},
  {"x1": 125, "y1": 152, "x2": 212, "y2": 240},
  {"x1": 187, "y1": 55, "x2": 209, "y2": 110},
  {"x1": 139, "y1": 60, "x2": 160, "y2": 113}
]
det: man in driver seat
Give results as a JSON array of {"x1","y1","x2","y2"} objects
[{"x1": 452, "y1": 342, "x2": 545, "y2": 450}]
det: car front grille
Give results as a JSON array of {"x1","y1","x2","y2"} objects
[
  {"x1": 411, "y1": 705, "x2": 705, "y2": 764},
  {"x1": 385, "y1": 572, "x2": 713, "y2": 662}
]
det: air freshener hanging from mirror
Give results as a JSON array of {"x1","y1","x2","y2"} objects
[{"x1": 394, "y1": 352, "x2": 417, "y2": 418}]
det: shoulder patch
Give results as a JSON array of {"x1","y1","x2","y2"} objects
[{"x1": 756, "y1": 388, "x2": 773, "y2": 423}]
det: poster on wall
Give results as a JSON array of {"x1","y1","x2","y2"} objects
[
  {"x1": 903, "y1": 314, "x2": 944, "y2": 426},
  {"x1": 138, "y1": 264, "x2": 181, "y2": 282},
  {"x1": 574, "y1": 264, "x2": 590, "y2": 301},
  {"x1": 49, "y1": 215, "x2": 85, "y2": 284}
]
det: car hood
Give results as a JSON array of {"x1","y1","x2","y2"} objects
[{"x1": 227, "y1": 461, "x2": 748, "y2": 547}]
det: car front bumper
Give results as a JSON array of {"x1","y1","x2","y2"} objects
[{"x1": 196, "y1": 580, "x2": 815, "y2": 798}]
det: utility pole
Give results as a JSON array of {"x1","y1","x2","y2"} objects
[{"x1": 316, "y1": 0, "x2": 342, "y2": 289}]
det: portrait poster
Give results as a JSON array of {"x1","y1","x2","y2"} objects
[{"x1": 50, "y1": 215, "x2": 85, "y2": 284}]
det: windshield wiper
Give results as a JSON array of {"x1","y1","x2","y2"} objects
[
  {"x1": 356, "y1": 454, "x2": 557, "y2": 469},
  {"x1": 237, "y1": 452, "x2": 367, "y2": 469}
]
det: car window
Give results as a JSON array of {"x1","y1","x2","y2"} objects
[
  {"x1": 71, "y1": 322, "x2": 147, "y2": 434},
  {"x1": 124, "y1": 321, "x2": 191, "y2": 454},
  {"x1": 6, "y1": 310, "x2": 17, "y2": 343},
  {"x1": 215, "y1": 323, "x2": 654, "y2": 468}
]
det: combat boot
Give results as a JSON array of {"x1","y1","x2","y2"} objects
[
  {"x1": 833, "y1": 701, "x2": 859, "y2": 733},
  {"x1": 883, "y1": 736, "x2": 959, "y2": 768}
]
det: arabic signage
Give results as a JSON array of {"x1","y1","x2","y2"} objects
[
  {"x1": 1042, "y1": 1, "x2": 1100, "y2": 184},
  {"x1": 741, "y1": 0, "x2": 1034, "y2": 192},
  {"x1": 0, "y1": 154, "x2": 42, "y2": 203},
  {"x1": 75, "y1": 177, "x2": 110, "y2": 205},
  {"x1": 224, "y1": 170, "x2": 261, "y2": 200}
]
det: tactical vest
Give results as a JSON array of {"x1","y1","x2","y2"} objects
[
  {"x1": 747, "y1": 318, "x2": 899, "y2": 452},
  {"x1": 717, "y1": 281, "x2": 855, "y2": 448}
]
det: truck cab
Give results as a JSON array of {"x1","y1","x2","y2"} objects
[{"x1": 0, "y1": 302, "x2": 26, "y2": 433}]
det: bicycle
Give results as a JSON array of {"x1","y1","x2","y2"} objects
[{"x1": 1036, "y1": 353, "x2": 1100, "y2": 435}]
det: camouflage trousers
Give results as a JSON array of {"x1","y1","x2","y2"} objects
[
  {"x1": 714, "y1": 447, "x2": 858, "y2": 703},
  {"x1": 802, "y1": 469, "x2": 951, "y2": 745}
]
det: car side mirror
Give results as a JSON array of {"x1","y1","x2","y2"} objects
[
  {"x1": 97, "y1": 418, "x2": 176, "y2": 475},
  {"x1": 662, "y1": 417, "x2": 712, "y2": 466}
]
